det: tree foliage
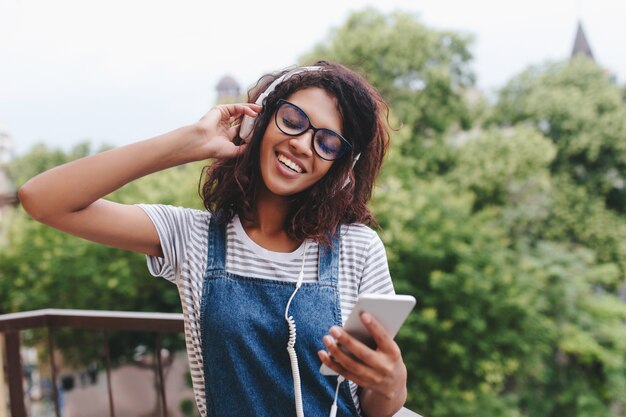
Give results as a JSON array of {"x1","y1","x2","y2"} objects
[
  {"x1": 307, "y1": 8, "x2": 626, "y2": 417},
  {"x1": 1, "y1": 143, "x2": 205, "y2": 362},
  {"x1": 303, "y1": 8, "x2": 475, "y2": 178},
  {"x1": 492, "y1": 57, "x2": 626, "y2": 213}
]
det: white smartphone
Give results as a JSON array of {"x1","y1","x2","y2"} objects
[{"x1": 320, "y1": 293, "x2": 416, "y2": 376}]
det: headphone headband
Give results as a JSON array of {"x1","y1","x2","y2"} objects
[{"x1": 252, "y1": 66, "x2": 323, "y2": 105}]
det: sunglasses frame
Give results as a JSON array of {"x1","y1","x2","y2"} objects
[{"x1": 274, "y1": 99, "x2": 352, "y2": 161}]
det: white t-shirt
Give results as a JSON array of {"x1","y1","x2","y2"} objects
[{"x1": 138, "y1": 204, "x2": 394, "y2": 417}]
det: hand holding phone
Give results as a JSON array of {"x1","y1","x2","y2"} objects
[{"x1": 319, "y1": 293, "x2": 416, "y2": 376}]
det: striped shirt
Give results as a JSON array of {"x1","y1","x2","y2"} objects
[{"x1": 138, "y1": 204, "x2": 394, "y2": 417}]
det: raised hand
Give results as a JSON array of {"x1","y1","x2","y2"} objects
[{"x1": 194, "y1": 103, "x2": 261, "y2": 160}]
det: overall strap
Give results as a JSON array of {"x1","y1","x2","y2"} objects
[
  {"x1": 206, "y1": 213, "x2": 227, "y2": 274},
  {"x1": 318, "y1": 226, "x2": 341, "y2": 285}
]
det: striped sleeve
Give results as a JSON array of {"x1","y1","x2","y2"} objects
[
  {"x1": 358, "y1": 231, "x2": 394, "y2": 295},
  {"x1": 137, "y1": 204, "x2": 210, "y2": 417},
  {"x1": 340, "y1": 225, "x2": 394, "y2": 414},
  {"x1": 136, "y1": 204, "x2": 209, "y2": 284}
]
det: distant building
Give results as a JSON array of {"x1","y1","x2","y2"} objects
[
  {"x1": 0, "y1": 126, "x2": 17, "y2": 223},
  {"x1": 0, "y1": 124, "x2": 15, "y2": 165},
  {"x1": 216, "y1": 75, "x2": 242, "y2": 104},
  {"x1": 0, "y1": 125, "x2": 17, "y2": 246},
  {"x1": 571, "y1": 21, "x2": 594, "y2": 61},
  {"x1": 570, "y1": 20, "x2": 618, "y2": 84}
]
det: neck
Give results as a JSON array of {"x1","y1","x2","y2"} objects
[{"x1": 241, "y1": 186, "x2": 301, "y2": 252}]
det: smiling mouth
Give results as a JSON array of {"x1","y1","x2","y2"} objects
[{"x1": 277, "y1": 153, "x2": 304, "y2": 173}]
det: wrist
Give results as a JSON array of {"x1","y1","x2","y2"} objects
[
  {"x1": 360, "y1": 386, "x2": 406, "y2": 417},
  {"x1": 165, "y1": 123, "x2": 211, "y2": 165}
]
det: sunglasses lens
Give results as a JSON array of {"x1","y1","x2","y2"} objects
[
  {"x1": 276, "y1": 103, "x2": 307, "y2": 135},
  {"x1": 314, "y1": 130, "x2": 347, "y2": 160}
]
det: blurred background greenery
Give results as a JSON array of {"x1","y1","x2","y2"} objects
[{"x1": 2, "y1": 8, "x2": 626, "y2": 417}]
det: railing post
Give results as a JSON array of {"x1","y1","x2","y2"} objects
[
  {"x1": 47, "y1": 327, "x2": 60, "y2": 417},
  {"x1": 5, "y1": 331, "x2": 26, "y2": 417},
  {"x1": 155, "y1": 334, "x2": 168, "y2": 417},
  {"x1": 0, "y1": 333, "x2": 8, "y2": 417},
  {"x1": 102, "y1": 330, "x2": 115, "y2": 417}
]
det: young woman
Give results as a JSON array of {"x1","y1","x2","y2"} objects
[{"x1": 19, "y1": 61, "x2": 408, "y2": 417}]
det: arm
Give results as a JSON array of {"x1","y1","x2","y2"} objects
[{"x1": 19, "y1": 103, "x2": 260, "y2": 257}]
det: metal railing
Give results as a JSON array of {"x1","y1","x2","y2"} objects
[{"x1": 0, "y1": 309, "x2": 184, "y2": 417}]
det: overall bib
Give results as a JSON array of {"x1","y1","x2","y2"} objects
[{"x1": 200, "y1": 216, "x2": 360, "y2": 417}]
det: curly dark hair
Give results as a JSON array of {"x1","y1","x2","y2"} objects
[{"x1": 201, "y1": 61, "x2": 390, "y2": 247}]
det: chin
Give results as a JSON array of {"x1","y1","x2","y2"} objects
[
  {"x1": 267, "y1": 184, "x2": 306, "y2": 197},
  {"x1": 262, "y1": 177, "x2": 315, "y2": 197}
]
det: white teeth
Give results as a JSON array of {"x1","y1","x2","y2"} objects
[{"x1": 277, "y1": 154, "x2": 303, "y2": 173}]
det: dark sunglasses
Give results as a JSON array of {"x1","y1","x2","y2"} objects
[{"x1": 274, "y1": 99, "x2": 352, "y2": 161}]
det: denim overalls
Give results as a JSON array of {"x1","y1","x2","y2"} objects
[{"x1": 200, "y1": 216, "x2": 360, "y2": 417}]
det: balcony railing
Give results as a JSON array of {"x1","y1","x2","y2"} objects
[
  {"x1": 0, "y1": 309, "x2": 184, "y2": 417},
  {"x1": 0, "y1": 309, "x2": 421, "y2": 417}
]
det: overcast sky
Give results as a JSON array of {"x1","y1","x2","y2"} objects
[{"x1": 1, "y1": 0, "x2": 624, "y2": 156}]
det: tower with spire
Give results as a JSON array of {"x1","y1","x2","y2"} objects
[
  {"x1": 0, "y1": 124, "x2": 17, "y2": 207},
  {"x1": 570, "y1": 19, "x2": 617, "y2": 83},
  {"x1": 571, "y1": 21, "x2": 594, "y2": 61},
  {"x1": 0, "y1": 124, "x2": 17, "y2": 246},
  {"x1": 216, "y1": 75, "x2": 242, "y2": 104}
]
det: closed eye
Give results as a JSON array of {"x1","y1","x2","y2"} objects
[
  {"x1": 316, "y1": 131, "x2": 344, "y2": 156},
  {"x1": 282, "y1": 117, "x2": 305, "y2": 131}
]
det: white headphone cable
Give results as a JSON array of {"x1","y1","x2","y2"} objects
[
  {"x1": 285, "y1": 241, "x2": 308, "y2": 417},
  {"x1": 329, "y1": 375, "x2": 346, "y2": 417}
]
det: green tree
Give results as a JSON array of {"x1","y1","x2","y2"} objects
[
  {"x1": 303, "y1": 8, "x2": 476, "y2": 178},
  {"x1": 490, "y1": 57, "x2": 626, "y2": 273},
  {"x1": 450, "y1": 126, "x2": 556, "y2": 210},
  {"x1": 0, "y1": 143, "x2": 206, "y2": 363},
  {"x1": 303, "y1": 8, "x2": 626, "y2": 416},
  {"x1": 303, "y1": 8, "x2": 474, "y2": 132},
  {"x1": 492, "y1": 57, "x2": 626, "y2": 213},
  {"x1": 5, "y1": 142, "x2": 92, "y2": 186}
]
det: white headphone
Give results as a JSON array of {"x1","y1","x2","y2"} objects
[{"x1": 239, "y1": 66, "x2": 323, "y2": 142}]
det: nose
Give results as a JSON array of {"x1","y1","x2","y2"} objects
[{"x1": 289, "y1": 129, "x2": 314, "y2": 157}]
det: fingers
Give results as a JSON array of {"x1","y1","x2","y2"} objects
[
  {"x1": 360, "y1": 312, "x2": 401, "y2": 357},
  {"x1": 320, "y1": 329, "x2": 371, "y2": 382},
  {"x1": 199, "y1": 103, "x2": 259, "y2": 130},
  {"x1": 318, "y1": 313, "x2": 403, "y2": 383},
  {"x1": 231, "y1": 143, "x2": 247, "y2": 157},
  {"x1": 317, "y1": 339, "x2": 378, "y2": 387},
  {"x1": 327, "y1": 327, "x2": 375, "y2": 367},
  {"x1": 227, "y1": 124, "x2": 240, "y2": 140},
  {"x1": 219, "y1": 103, "x2": 261, "y2": 119},
  {"x1": 319, "y1": 313, "x2": 407, "y2": 403}
]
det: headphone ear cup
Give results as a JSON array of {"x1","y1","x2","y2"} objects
[
  {"x1": 239, "y1": 114, "x2": 256, "y2": 143},
  {"x1": 341, "y1": 153, "x2": 361, "y2": 189}
]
